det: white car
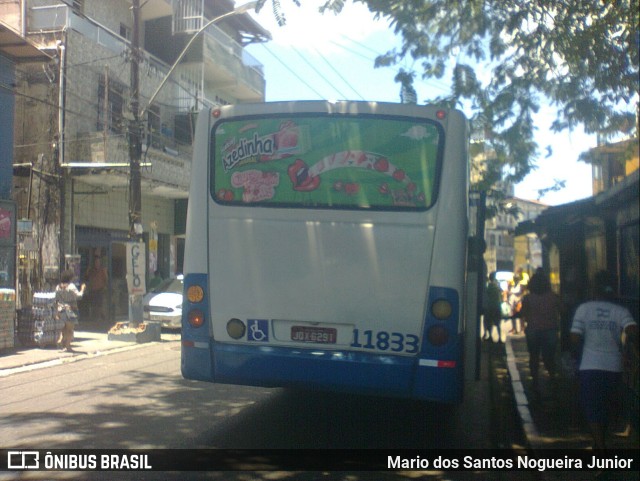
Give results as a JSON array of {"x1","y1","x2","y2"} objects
[{"x1": 143, "y1": 275, "x2": 183, "y2": 329}]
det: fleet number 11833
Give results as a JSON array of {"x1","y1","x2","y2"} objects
[{"x1": 350, "y1": 329, "x2": 420, "y2": 353}]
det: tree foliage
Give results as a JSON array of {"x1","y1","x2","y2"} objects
[
  {"x1": 316, "y1": 0, "x2": 639, "y2": 189},
  {"x1": 256, "y1": 0, "x2": 301, "y2": 27}
]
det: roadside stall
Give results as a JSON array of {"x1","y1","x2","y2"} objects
[
  {"x1": 17, "y1": 292, "x2": 64, "y2": 347},
  {"x1": 0, "y1": 200, "x2": 16, "y2": 350}
]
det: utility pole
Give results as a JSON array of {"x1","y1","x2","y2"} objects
[
  {"x1": 128, "y1": 0, "x2": 143, "y2": 326},
  {"x1": 116, "y1": 0, "x2": 257, "y2": 335}
]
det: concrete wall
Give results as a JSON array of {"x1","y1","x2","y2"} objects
[
  {"x1": 70, "y1": 180, "x2": 175, "y2": 242},
  {"x1": 0, "y1": 55, "x2": 15, "y2": 199}
]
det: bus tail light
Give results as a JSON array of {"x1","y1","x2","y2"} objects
[
  {"x1": 187, "y1": 285, "x2": 204, "y2": 303},
  {"x1": 188, "y1": 309, "x2": 205, "y2": 328},
  {"x1": 427, "y1": 325, "x2": 449, "y2": 346},
  {"x1": 431, "y1": 299, "x2": 453, "y2": 319}
]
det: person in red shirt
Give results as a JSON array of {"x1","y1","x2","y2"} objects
[
  {"x1": 520, "y1": 268, "x2": 562, "y2": 387},
  {"x1": 85, "y1": 256, "x2": 108, "y2": 322}
]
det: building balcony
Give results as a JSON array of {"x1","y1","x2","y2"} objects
[
  {"x1": 26, "y1": 2, "x2": 265, "y2": 103},
  {"x1": 175, "y1": 21, "x2": 266, "y2": 104},
  {"x1": 68, "y1": 134, "x2": 191, "y2": 199},
  {"x1": 205, "y1": 25, "x2": 265, "y2": 101},
  {"x1": 0, "y1": 1, "x2": 51, "y2": 61}
]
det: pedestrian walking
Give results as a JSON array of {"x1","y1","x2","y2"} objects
[
  {"x1": 148, "y1": 270, "x2": 163, "y2": 291},
  {"x1": 85, "y1": 256, "x2": 108, "y2": 322},
  {"x1": 55, "y1": 269, "x2": 86, "y2": 352},
  {"x1": 520, "y1": 268, "x2": 562, "y2": 387},
  {"x1": 570, "y1": 270, "x2": 638, "y2": 451},
  {"x1": 509, "y1": 267, "x2": 528, "y2": 334},
  {"x1": 484, "y1": 272, "x2": 503, "y2": 342}
]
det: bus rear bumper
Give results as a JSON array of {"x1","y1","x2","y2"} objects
[{"x1": 182, "y1": 341, "x2": 463, "y2": 403}]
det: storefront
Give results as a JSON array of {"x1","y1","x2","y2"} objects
[
  {"x1": 0, "y1": 200, "x2": 16, "y2": 349},
  {"x1": 75, "y1": 226, "x2": 175, "y2": 322},
  {"x1": 75, "y1": 227, "x2": 128, "y2": 322}
]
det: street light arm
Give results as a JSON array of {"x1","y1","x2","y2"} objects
[{"x1": 140, "y1": 1, "x2": 258, "y2": 118}]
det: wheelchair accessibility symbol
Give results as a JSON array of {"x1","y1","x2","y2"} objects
[{"x1": 247, "y1": 319, "x2": 269, "y2": 342}]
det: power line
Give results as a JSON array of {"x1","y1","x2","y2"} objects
[
  {"x1": 9, "y1": 63, "x2": 198, "y2": 148},
  {"x1": 338, "y1": 34, "x2": 383, "y2": 57},
  {"x1": 65, "y1": 53, "x2": 125, "y2": 70},
  {"x1": 328, "y1": 39, "x2": 376, "y2": 62},
  {"x1": 312, "y1": 46, "x2": 366, "y2": 100},
  {"x1": 1, "y1": 81, "x2": 97, "y2": 124},
  {"x1": 258, "y1": 43, "x2": 326, "y2": 99},
  {"x1": 291, "y1": 45, "x2": 349, "y2": 100},
  {"x1": 335, "y1": 34, "x2": 452, "y2": 95}
]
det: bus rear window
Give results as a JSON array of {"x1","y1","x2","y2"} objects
[{"x1": 211, "y1": 114, "x2": 442, "y2": 210}]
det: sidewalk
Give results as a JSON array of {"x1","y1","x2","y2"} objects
[
  {"x1": 0, "y1": 321, "x2": 178, "y2": 375},
  {"x1": 504, "y1": 326, "x2": 639, "y2": 452}
]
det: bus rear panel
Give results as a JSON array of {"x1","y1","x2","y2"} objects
[{"x1": 182, "y1": 101, "x2": 468, "y2": 403}]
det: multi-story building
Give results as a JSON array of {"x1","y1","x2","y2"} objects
[
  {"x1": 1, "y1": 6, "x2": 52, "y2": 348},
  {"x1": 3, "y1": 0, "x2": 270, "y2": 317},
  {"x1": 482, "y1": 196, "x2": 546, "y2": 275},
  {"x1": 469, "y1": 132, "x2": 546, "y2": 276},
  {"x1": 588, "y1": 137, "x2": 639, "y2": 196}
]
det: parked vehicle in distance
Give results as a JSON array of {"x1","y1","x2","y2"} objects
[{"x1": 143, "y1": 275, "x2": 183, "y2": 329}]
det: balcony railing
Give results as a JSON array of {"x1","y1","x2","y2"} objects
[
  {"x1": 202, "y1": 20, "x2": 263, "y2": 73},
  {"x1": 28, "y1": 4, "x2": 69, "y2": 32},
  {"x1": 174, "y1": 17, "x2": 265, "y2": 104},
  {"x1": 27, "y1": 3, "x2": 265, "y2": 104},
  {"x1": 172, "y1": 0, "x2": 203, "y2": 33}
]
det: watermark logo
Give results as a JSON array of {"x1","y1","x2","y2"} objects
[{"x1": 7, "y1": 451, "x2": 39, "y2": 469}]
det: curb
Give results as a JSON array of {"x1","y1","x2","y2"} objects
[
  {"x1": 0, "y1": 341, "x2": 158, "y2": 377},
  {"x1": 505, "y1": 335, "x2": 540, "y2": 445}
]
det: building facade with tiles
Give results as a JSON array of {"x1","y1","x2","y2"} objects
[{"x1": 2, "y1": 0, "x2": 270, "y2": 318}]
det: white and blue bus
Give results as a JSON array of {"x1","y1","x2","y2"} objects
[{"x1": 181, "y1": 101, "x2": 469, "y2": 403}]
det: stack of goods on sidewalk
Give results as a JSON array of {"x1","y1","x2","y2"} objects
[
  {"x1": 0, "y1": 289, "x2": 16, "y2": 350},
  {"x1": 17, "y1": 293, "x2": 64, "y2": 347}
]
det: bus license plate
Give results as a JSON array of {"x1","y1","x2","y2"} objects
[{"x1": 291, "y1": 326, "x2": 337, "y2": 344}]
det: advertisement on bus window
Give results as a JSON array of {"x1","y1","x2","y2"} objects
[{"x1": 211, "y1": 115, "x2": 442, "y2": 210}]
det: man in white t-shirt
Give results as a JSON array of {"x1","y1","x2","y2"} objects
[{"x1": 570, "y1": 271, "x2": 638, "y2": 451}]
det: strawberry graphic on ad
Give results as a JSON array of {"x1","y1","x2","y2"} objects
[
  {"x1": 374, "y1": 157, "x2": 389, "y2": 172},
  {"x1": 216, "y1": 189, "x2": 235, "y2": 202},
  {"x1": 288, "y1": 151, "x2": 425, "y2": 206}
]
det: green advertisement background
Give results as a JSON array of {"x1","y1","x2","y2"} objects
[{"x1": 212, "y1": 115, "x2": 441, "y2": 210}]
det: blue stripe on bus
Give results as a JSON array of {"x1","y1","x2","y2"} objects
[
  {"x1": 181, "y1": 338, "x2": 463, "y2": 403},
  {"x1": 181, "y1": 276, "x2": 463, "y2": 402}
]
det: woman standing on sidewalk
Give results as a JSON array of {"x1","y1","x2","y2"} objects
[
  {"x1": 55, "y1": 269, "x2": 86, "y2": 352},
  {"x1": 520, "y1": 269, "x2": 562, "y2": 387},
  {"x1": 570, "y1": 270, "x2": 638, "y2": 451}
]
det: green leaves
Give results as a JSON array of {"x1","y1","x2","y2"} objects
[
  {"x1": 359, "y1": 0, "x2": 639, "y2": 186},
  {"x1": 257, "y1": 0, "x2": 302, "y2": 27}
]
